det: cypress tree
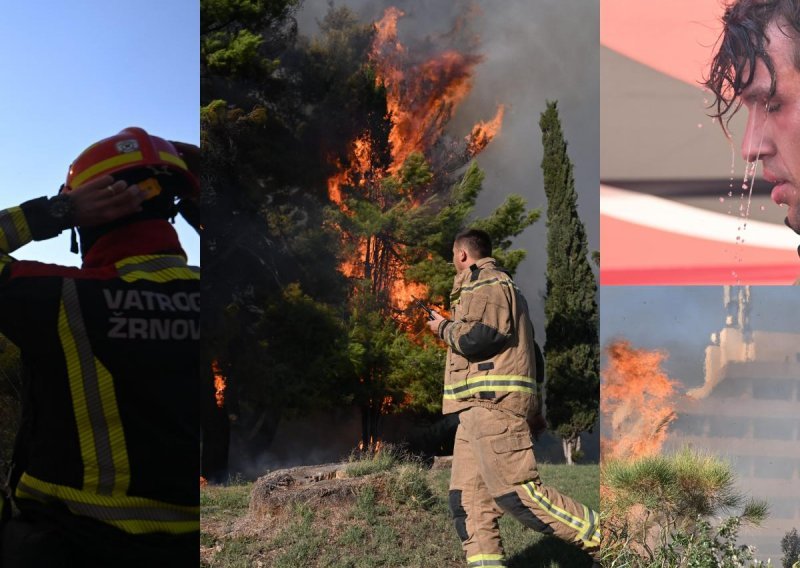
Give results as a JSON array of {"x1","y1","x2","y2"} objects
[{"x1": 540, "y1": 100, "x2": 599, "y2": 464}]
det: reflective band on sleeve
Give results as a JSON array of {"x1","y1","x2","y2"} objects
[
  {"x1": 16, "y1": 474, "x2": 198, "y2": 535},
  {"x1": 0, "y1": 207, "x2": 31, "y2": 252},
  {"x1": 522, "y1": 482, "x2": 600, "y2": 546},
  {"x1": 116, "y1": 255, "x2": 199, "y2": 283},
  {"x1": 70, "y1": 151, "x2": 144, "y2": 188},
  {"x1": 443, "y1": 375, "x2": 536, "y2": 399},
  {"x1": 59, "y1": 279, "x2": 130, "y2": 496},
  {"x1": 466, "y1": 554, "x2": 506, "y2": 567}
]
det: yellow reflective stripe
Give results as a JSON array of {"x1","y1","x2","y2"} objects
[
  {"x1": 71, "y1": 151, "x2": 143, "y2": 187},
  {"x1": 115, "y1": 255, "x2": 199, "y2": 283},
  {"x1": 16, "y1": 474, "x2": 198, "y2": 535},
  {"x1": 443, "y1": 375, "x2": 535, "y2": 399},
  {"x1": 466, "y1": 554, "x2": 506, "y2": 567},
  {"x1": 579, "y1": 505, "x2": 600, "y2": 544},
  {"x1": 97, "y1": 358, "x2": 131, "y2": 492},
  {"x1": 158, "y1": 151, "x2": 189, "y2": 170},
  {"x1": 59, "y1": 279, "x2": 129, "y2": 495},
  {"x1": 460, "y1": 277, "x2": 517, "y2": 295},
  {"x1": 0, "y1": 206, "x2": 31, "y2": 252},
  {"x1": 523, "y1": 482, "x2": 600, "y2": 545},
  {"x1": 59, "y1": 295, "x2": 99, "y2": 492}
]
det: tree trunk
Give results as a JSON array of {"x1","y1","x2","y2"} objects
[{"x1": 562, "y1": 436, "x2": 579, "y2": 466}]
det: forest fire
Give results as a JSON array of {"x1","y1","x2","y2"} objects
[
  {"x1": 601, "y1": 340, "x2": 679, "y2": 461},
  {"x1": 371, "y1": 8, "x2": 503, "y2": 172},
  {"x1": 327, "y1": 6, "x2": 504, "y2": 312},
  {"x1": 212, "y1": 360, "x2": 226, "y2": 409}
]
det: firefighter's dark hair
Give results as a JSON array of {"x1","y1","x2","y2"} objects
[
  {"x1": 455, "y1": 229, "x2": 492, "y2": 259},
  {"x1": 705, "y1": 0, "x2": 800, "y2": 133}
]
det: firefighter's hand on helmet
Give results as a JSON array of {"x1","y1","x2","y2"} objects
[
  {"x1": 170, "y1": 141, "x2": 200, "y2": 179},
  {"x1": 71, "y1": 175, "x2": 146, "y2": 227}
]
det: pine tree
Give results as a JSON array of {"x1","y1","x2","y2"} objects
[{"x1": 540, "y1": 100, "x2": 599, "y2": 465}]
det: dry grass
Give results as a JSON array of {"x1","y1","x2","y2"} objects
[{"x1": 201, "y1": 458, "x2": 599, "y2": 568}]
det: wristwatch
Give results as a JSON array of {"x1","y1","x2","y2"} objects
[{"x1": 48, "y1": 193, "x2": 76, "y2": 227}]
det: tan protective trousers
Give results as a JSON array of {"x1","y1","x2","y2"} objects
[{"x1": 449, "y1": 406, "x2": 600, "y2": 567}]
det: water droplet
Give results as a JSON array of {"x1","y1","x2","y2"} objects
[
  {"x1": 736, "y1": 236, "x2": 741, "y2": 241},
  {"x1": 741, "y1": 183, "x2": 748, "y2": 190},
  {"x1": 728, "y1": 191, "x2": 733, "y2": 197},
  {"x1": 697, "y1": 123, "x2": 703, "y2": 128},
  {"x1": 759, "y1": 205, "x2": 766, "y2": 211},
  {"x1": 719, "y1": 197, "x2": 725, "y2": 203}
]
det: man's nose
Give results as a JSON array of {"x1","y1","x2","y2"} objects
[{"x1": 740, "y1": 106, "x2": 775, "y2": 162}]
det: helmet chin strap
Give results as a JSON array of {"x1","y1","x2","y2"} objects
[{"x1": 70, "y1": 227, "x2": 80, "y2": 254}]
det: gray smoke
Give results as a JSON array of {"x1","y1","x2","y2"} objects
[{"x1": 296, "y1": 0, "x2": 600, "y2": 337}]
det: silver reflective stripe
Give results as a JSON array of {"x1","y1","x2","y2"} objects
[
  {"x1": 0, "y1": 209, "x2": 21, "y2": 250},
  {"x1": 62, "y1": 279, "x2": 116, "y2": 495},
  {"x1": 17, "y1": 480, "x2": 196, "y2": 522},
  {"x1": 118, "y1": 256, "x2": 187, "y2": 276}
]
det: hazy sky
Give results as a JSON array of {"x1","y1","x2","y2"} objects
[
  {"x1": 0, "y1": 1, "x2": 199, "y2": 265},
  {"x1": 600, "y1": 286, "x2": 800, "y2": 389},
  {"x1": 296, "y1": 0, "x2": 599, "y2": 340}
]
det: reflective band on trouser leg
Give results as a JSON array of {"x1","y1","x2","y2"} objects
[
  {"x1": 0, "y1": 206, "x2": 31, "y2": 252},
  {"x1": 466, "y1": 553, "x2": 506, "y2": 567},
  {"x1": 15, "y1": 474, "x2": 198, "y2": 534},
  {"x1": 443, "y1": 375, "x2": 535, "y2": 399},
  {"x1": 451, "y1": 426, "x2": 506, "y2": 565},
  {"x1": 115, "y1": 255, "x2": 200, "y2": 283},
  {"x1": 522, "y1": 482, "x2": 600, "y2": 548},
  {"x1": 59, "y1": 279, "x2": 130, "y2": 496}
]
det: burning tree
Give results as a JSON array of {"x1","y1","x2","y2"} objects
[
  {"x1": 540, "y1": 101, "x2": 599, "y2": 465},
  {"x1": 328, "y1": 7, "x2": 538, "y2": 449},
  {"x1": 200, "y1": 0, "x2": 538, "y2": 468}
]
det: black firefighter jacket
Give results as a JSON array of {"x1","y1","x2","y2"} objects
[{"x1": 0, "y1": 197, "x2": 199, "y2": 537}]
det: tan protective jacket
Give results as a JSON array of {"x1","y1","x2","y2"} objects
[{"x1": 438, "y1": 257, "x2": 541, "y2": 417}]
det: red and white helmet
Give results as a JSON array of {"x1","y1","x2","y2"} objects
[{"x1": 64, "y1": 127, "x2": 199, "y2": 197}]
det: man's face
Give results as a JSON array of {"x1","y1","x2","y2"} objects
[{"x1": 740, "y1": 21, "x2": 800, "y2": 236}]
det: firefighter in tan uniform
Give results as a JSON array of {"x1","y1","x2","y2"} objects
[{"x1": 426, "y1": 229, "x2": 600, "y2": 567}]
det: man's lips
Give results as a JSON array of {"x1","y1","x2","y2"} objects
[{"x1": 770, "y1": 181, "x2": 791, "y2": 205}]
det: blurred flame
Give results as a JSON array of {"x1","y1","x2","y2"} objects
[
  {"x1": 212, "y1": 360, "x2": 226, "y2": 409},
  {"x1": 601, "y1": 340, "x2": 679, "y2": 461}
]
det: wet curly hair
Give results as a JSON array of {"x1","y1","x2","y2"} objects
[{"x1": 705, "y1": 0, "x2": 800, "y2": 132}]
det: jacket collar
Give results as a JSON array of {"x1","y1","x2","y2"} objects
[
  {"x1": 82, "y1": 220, "x2": 186, "y2": 268},
  {"x1": 454, "y1": 257, "x2": 496, "y2": 288}
]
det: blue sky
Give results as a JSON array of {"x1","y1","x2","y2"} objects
[{"x1": 0, "y1": 0, "x2": 199, "y2": 265}]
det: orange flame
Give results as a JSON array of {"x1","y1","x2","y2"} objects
[
  {"x1": 327, "y1": 6, "x2": 504, "y2": 313},
  {"x1": 371, "y1": 8, "x2": 503, "y2": 172},
  {"x1": 212, "y1": 360, "x2": 226, "y2": 409},
  {"x1": 601, "y1": 340, "x2": 679, "y2": 461},
  {"x1": 467, "y1": 104, "x2": 505, "y2": 156}
]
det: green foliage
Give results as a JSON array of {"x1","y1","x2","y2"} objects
[
  {"x1": 782, "y1": 528, "x2": 800, "y2": 568},
  {"x1": 602, "y1": 449, "x2": 770, "y2": 566},
  {"x1": 540, "y1": 100, "x2": 599, "y2": 461}
]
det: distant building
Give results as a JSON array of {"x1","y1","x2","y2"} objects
[{"x1": 668, "y1": 286, "x2": 800, "y2": 561}]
